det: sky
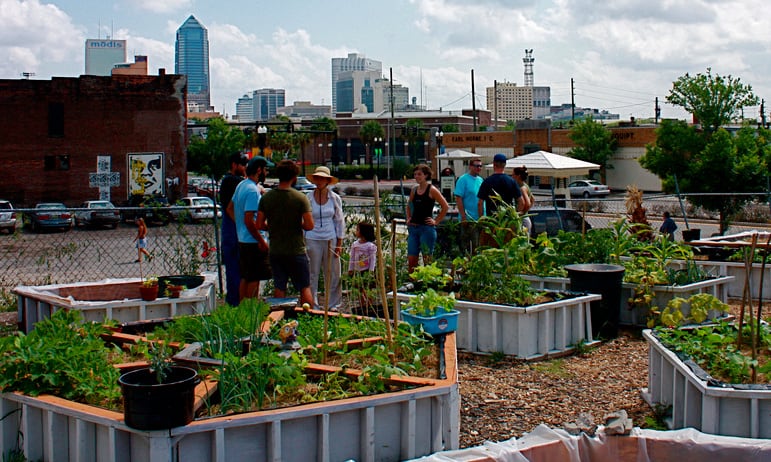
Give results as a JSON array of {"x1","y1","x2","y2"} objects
[{"x1": 2, "y1": 0, "x2": 770, "y2": 122}]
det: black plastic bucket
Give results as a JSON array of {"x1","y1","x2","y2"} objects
[
  {"x1": 119, "y1": 366, "x2": 199, "y2": 430},
  {"x1": 565, "y1": 264, "x2": 625, "y2": 339}
]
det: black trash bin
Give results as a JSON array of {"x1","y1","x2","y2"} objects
[{"x1": 564, "y1": 264, "x2": 625, "y2": 339}]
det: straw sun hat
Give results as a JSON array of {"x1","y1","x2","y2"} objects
[{"x1": 310, "y1": 166, "x2": 339, "y2": 185}]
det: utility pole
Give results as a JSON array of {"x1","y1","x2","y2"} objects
[
  {"x1": 493, "y1": 80, "x2": 498, "y2": 130},
  {"x1": 570, "y1": 78, "x2": 575, "y2": 123},
  {"x1": 761, "y1": 99, "x2": 767, "y2": 128},
  {"x1": 471, "y1": 69, "x2": 477, "y2": 132},
  {"x1": 655, "y1": 97, "x2": 661, "y2": 124}
]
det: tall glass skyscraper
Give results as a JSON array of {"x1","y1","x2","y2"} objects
[
  {"x1": 175, "y1": 15, "x2": 210, "y2": 110},
  {"x1": 331, "y1": 53, "x2": 381, "y2": 115},
  {"x1": 253, "y1": 89, "x2": 285, "y2": 121}
]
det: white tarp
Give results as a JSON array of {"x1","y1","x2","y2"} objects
[{"x1": 491, "y1": 151, "x2": 600, "y2": 178}]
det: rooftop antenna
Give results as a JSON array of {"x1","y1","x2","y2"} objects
[
  {"x1": 523, "y1": 49, "x2": 534, "y2": 87},
  {"x1": 21, "y1": 72, "x2": 35, "y2": 79}
]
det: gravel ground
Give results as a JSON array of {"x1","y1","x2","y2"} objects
[{"x1": 456, "y1": 327, "x2": 654, "y2": 448}]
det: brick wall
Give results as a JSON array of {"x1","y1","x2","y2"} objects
[{"x1": 0, "y1": 75, "x2": 187, "y2": 207}]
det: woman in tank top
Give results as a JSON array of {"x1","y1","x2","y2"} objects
[{"x1": 406, "y1": 163, "x2": 449, "y2": 274}]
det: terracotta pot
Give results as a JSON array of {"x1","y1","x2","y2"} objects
[{"x1": 139, "y1": 284, "x2": 158, "y2": 301}]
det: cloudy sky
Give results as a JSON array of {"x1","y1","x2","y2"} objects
[{"x1": 2, "y1": 0, "x2": 769, "y2": 122}]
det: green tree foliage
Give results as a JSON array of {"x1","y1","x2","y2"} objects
[
  {"x1": 187, "y1": 118, "x2": 246, "y2": 180},
  {"x1": 359, "y1": 120, "x2": 384, "y2": 146},
  {"x1": 667, "y1": 68, "x2": 759, "y2": 133},
  {"x1": 567, "y1": 116, "x2": 617, "y2": 179},
  {"x1": 641, "y1": 123, "x2": 768, "y2": 233}
]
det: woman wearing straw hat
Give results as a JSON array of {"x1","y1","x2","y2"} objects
[{"x1": 305, "y1": 166, "x2": 345, "y2": 310}]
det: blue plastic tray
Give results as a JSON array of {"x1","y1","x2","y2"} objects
[{"x1": 400, "y1": 308, "x2": 459, "y2": 335}]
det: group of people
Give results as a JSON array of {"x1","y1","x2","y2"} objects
[{"x1": 222, "y1": 154, "x2": 376, "y2": 311}]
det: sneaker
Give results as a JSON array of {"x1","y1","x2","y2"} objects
[{"x1": 134, "y1": 259, "x2": 141, "y2": 263}]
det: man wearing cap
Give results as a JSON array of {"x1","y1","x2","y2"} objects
[
  {"x1": 220, "y1": 152, "x2": 247, "y2": 306},
  {"x1": 228, "y1": 156, "x2": 273, "y2": 301},
  {"x1": 305, "y1": 166, "x2": 345, "y2": 310},
  {"x1": 257, "y1": 160, "x2": 315, "y2": 307},
  {"x1": 477, "y1": 153, "x2": 525, "y2": 217}
]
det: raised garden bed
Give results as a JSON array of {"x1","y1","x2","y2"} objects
[
  {"x1": 642, "y1": 329, "x2": 771, "y2": 439},
  {"x1": 13, "y1": 273, "x2": 217, "y2": 333},
  {"x1": 395, "y1": 291, "x2": 601, "y2": 360},
  {"x1": 520, "y1": 274, "x2": 734, "y2": 327},
  {"x1": 0, "y1": 308, "x2": 460, "y2": 462}
]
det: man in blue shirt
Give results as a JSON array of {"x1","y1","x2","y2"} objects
[
  {"x1": 227, "y1": 156, "x2": 272, "y2": 301},
  {"x1": 454, "y1": 159, "x2": 484, "y2": 221}
]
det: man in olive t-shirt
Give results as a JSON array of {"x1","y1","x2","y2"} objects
[{"x1": 257, "y1": 160, "x2": 315, "y2": 306}]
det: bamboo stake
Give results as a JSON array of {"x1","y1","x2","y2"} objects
[
  {"x1": 322, "y1": 240, "x2": 331, "y2": 364},
  {"x1": 372, "y1": 176, "x2": 393, "y2": 346},
  {"x1": 753, "y1": 233, "x2": 771, "y2": 380},
  {"x1": 391, "y1": 218, "x2": 398, "y2": 333},
  {"x1": 737, "y1": 233, "x2": 758, "y2": 348}
]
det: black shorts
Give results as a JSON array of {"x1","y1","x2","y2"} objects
[
  {"x1": 270, "y1": 254, "x2": 310, "y2": 292},
  {"x1": 238, "y1": 243, "x2": 272, "y2": 282}
]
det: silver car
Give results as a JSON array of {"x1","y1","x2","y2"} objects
[
  {"x1": 170, "y1": 196, "x2": 222, "y2": 223},
  {"x1": 568, "y1": 179, "x2": 610, "y2": 198},
  {"x1": 0, "y1": 200, "x2": 16, "y2": 234}
]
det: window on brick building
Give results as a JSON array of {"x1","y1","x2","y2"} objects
[
  {"x1": 59, "y1": 155, "x2": 69, "y2": 170},
  {"x1": 48, "y1": 102, "x2": 64, "y2": 137},
  {"x1": 44, "y1": 156, "x2": 56, "y2": 171}
]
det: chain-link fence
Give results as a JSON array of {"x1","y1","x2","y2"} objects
[{"x1": 1, "y1": 194, "x2": 769, "y2": 307}]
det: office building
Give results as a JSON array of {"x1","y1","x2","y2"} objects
[
  {"x1": 85, "y1": 39, "x2": 127, "y2": 76},
  {"x1": 331, "y1": 53, "x2": 382, "y2": 114},
  {"x1": 277, "y1": 101, "x2": 331, "y2": 119},
  {"x1": 252, "y1": 89, "x2": 285, "y2": 121},
  {"x1": 235, "y1": 94, "x2": 254, "y2": 122},
  {"x1": 335, "y1": 71, "x2": 381, "y2": 113},
  {"x1": 486, "y1": 82, "x2": 533, "y2": 122},
  {"x1": 373, "y1": 79, "x2": 410, "y2": 112},
  {"x1": 175, "y1": 15, "x2": 211, "y2": 110}
]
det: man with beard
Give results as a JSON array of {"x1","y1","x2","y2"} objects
[
  {"x1": 228, "y1": 156, "x2": 272, "y2": 301},
  {"x1": 220, "y1": 152, "x2": 248, "y2": 306}
]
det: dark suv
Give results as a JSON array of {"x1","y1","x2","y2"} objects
[{"x1": 528, "y1": 207, "x2": 591, "y2": 238}]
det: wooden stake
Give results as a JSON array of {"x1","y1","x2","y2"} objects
[{"x1": 372, "y1": 176, "x2": 393, "y2": 346}]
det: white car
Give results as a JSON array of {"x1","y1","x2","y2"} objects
[
  {"x1": 74, "y1": 200, "x2": 120, "y2": 228},
  {"x1": 0, "y1": 200, "x2": 16, "y2": 234},
  {"x1": 568, "y1": 179, "x2": 610, "y2": 198},
  {"x1": 170, "y1": 196, "x2": 222, "y2": 222}
]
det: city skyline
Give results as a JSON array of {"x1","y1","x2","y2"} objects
[{"x1": 2, "y1": 0, "x2": 771, "y2": 122}]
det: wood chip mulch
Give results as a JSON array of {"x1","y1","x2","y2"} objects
[{"x1": 457, "y1": 327, "x2": 655, "y2": 448}]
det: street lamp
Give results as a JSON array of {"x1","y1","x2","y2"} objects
[
  {"x1": 328, "y1": 142, "x2": 334, "y2": 168},
  {"x1": 373, "y1": 136, "x2": 382, "y2": 177},
  {"x1": 257, "y1": 125, "x2": 268, "y2": 157}
]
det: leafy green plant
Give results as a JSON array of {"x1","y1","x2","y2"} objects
[
  {"x1": 409, "y1": 262, "x2": 453, "y2": 291},
  {"x1": 403, "y1": 289, "x2": 456, "y2": 317},
  {"x1": 657, "y1": 293, "x2": 729, "y2": 327},
  {"x1": 0, "y1": 310, "x2": 121, "y2": 407}
]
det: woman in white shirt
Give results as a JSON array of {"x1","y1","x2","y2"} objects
[{"x1": 305, "y1": 166, "x2": 345, "y2": 310}]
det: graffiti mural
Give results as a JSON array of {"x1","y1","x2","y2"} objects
[{"x1": 127, "y1": 152, "x2": 164, "y2": 197}]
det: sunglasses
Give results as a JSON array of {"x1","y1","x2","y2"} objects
[{"x1": 471, "y1": 164, "x2": 482, "y2": 167}]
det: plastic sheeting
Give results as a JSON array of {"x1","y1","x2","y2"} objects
[{"x1": 412, "y1": 425, "x2": 771, "y2": 462}]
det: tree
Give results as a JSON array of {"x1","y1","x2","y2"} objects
[
  {"x1": 567, "y1": 116, "x2": 616, "y2": 181},
  {"x1": 641, "y1": 123, "x2": 768, "y2": 234},
  {"x1": 667, "y1": 68, "x2": 759, "y2": 134},
  {"x1": 187, "y1": 118, "x2": 245, "y2": 181}
]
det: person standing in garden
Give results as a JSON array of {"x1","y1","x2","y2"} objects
[
  {"x1": 660, "y1": 211, "x2": 677, "y2": 241},
  {"x1": 257, "y1": 160, "x2": 315, "y2": 307},
  {"x1": 513, "y1": 165, "x2": 535, "y2": 235},
  {"x1": 477, "y1": 153, "x2": 525, "y2": 217},
  {"x1": 220, "y1": 152, "x2": 248, "y2": 306},
  {"x1": 454, "y1": 159, "x2": 484, "y2": 251},
  {"x1": 305, "y1": 166, "x2": 345, "y2": 310},
  {"x1": 229, "y1": 156, "x2": 272, "y2": 301},
  {"x1": 406, "y1": 163, "x2": 449, "y2": 274}
]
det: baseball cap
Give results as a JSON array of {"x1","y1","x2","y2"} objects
[
  {"x1": 247, "y1": 155, "x2": 275, "y2": 170},
  {"x1": 493, "y1": 153, "x2": 507, "y2": 163},
  {"x1": 229, "y1": 152, "x2": 248, "y2": 165}
]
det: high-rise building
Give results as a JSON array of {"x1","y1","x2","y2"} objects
[
  {"x1": 175, "y1": 15, "x2": 210, "y2": 110},
  {"x1": 85, "y1": 39, "x2": 127, "y2": 76},
  {"x1": 335, "y1": 71, "x2": 381, "y2": 113},
  {"x1": 486, "y1": 82, "x2": 533, "y2": 122},
  {"x1": 331, "y1": 53, "x2": 382, "y2": 114},
  {"x1": 252, "y1": 89, "x2": 285, "y2": 121},
  {"x1": 373, "y1": 79, "x2": 410, "y2": 112},
  {"x1": 235, "y1": 94, "x2": 254, "y2": 122}
]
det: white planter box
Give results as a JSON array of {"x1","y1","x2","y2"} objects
[
  {"x1": 642, "y1": 329, "x2": 771, "y2": 439},
  {"x1": 668, "y1": 259, "x2": 771, "y2": 301},
  {"x1": 520, "y1": 274, "x2": 733, "y2": 327},
  {"x1": 395, "y1": 291, "x2": 601, "y2": 360},
  {"x1": 14, "y1": 273, "x2": 217, "y2": 333},
  {"x1": 0, "y1": 336, "x2": 460, "y2": 462}
]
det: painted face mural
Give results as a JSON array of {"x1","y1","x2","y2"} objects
[{"x1": 128, "y1": 153, "x2": 164, "y2": 196}]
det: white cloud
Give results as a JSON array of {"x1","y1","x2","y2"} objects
[{"x1": 130, "y1": 0, "x2": 191, "y2": 14}]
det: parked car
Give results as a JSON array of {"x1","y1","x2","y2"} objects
[
  {"x1": 27, "y1": 203, "x2": 73, "y2": 232},
  {"x1": 568, "y1": 179, "x2": 610, "y2": 198},
  {"x1": 170, "y1": 196, "x2": 222, "y2": 223},
  {"x1": 0, "y1": 200, "x2": 16, "y2": 234},
  {"x1": 121, "y1": 195, "x2": 171, "y2": 226},
  {"x1": 74, "y1": 200, "x2": 121, "y2": 229},
  {"x1": 293, "y1": 176, "x2": 317, "y2": 191},
  {"x1": 528, "y1": 207, "x2": 592, "y2": 238}
]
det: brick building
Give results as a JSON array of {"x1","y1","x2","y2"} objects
[{"x1": 0, "y1": 74, "x2": 188, "y2": 207}]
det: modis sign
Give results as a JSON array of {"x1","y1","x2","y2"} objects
[{"x1": 86, "y1": 40, "x2": 125, "y2": 49}]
